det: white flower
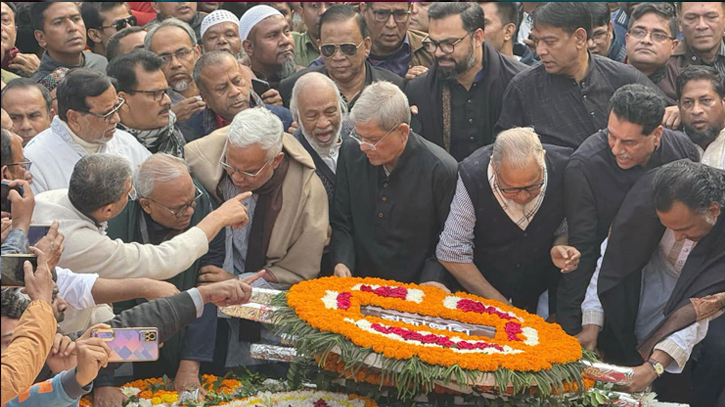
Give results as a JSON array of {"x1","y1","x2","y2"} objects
[
  {"x1": 321, "y1": 290, "x2": 339, "y2": 309},
  {"x1": 120, "y1": 387, "x2": 142, "y2": 397}
]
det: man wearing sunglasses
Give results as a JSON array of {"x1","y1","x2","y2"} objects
[
  {"x1": 107, "y1": 50, "x2": 187, "y2": 157},
  {"x1": 106, "y1": 153, "x2": 224, "y2": 394},
  {"x1": 29, "y1": 3, "x2": 109, "y2": 82},
  {"x1": 24, "y1": 69, "x2": 152, "y2": 194},
  {"x1": 81, "y1": 2, "x2": 136, "y2": 57},
  {"x1": 437, "y1": 128, "x2": 576, "y2": 316},
  {"x1": 405, "y1": 2, "x2": 526, "y2": 162},
  {"x1": 279, "y1": 5, "x2": 403, "y2": 110}
]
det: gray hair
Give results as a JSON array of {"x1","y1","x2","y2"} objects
[
  {"x1": 68, "y1": 154, "x2": 133, "y2": 217},
  {"x1": 144, "y1": 18, "x2": 197, "y2": 52},
  {"x1": 350, "y1": 81, "x2": 410, "y2": 130},
  {"x1": 491, "y1": 127, "x2": 545, "y2": 169},
  {"x1": 227, "y1": 107, "x2": 284, "y2": 160},
  {"x1": 289, "y1": 72, "x2": 348, "y2": 121},
  {"x1": 192, "y1": 50, "x2": 236, "y2": 92},
  {"x1": 133, "y1": 153, "x2": 189, "y2": 199}
]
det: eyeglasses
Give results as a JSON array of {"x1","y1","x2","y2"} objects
[
  {"x1": 157, "y1": 48, "x2": 194, "y2": 66},
  {"x1": 5, "y1": 160, "x2": 32, "y2": 172},
  {"x1": 78, "y1": 97, "x2": 125, "y2": 123},
  {"x1": 219, "y1": 148, "x2": 274, "y2": 178},
  {"x1": 126, "y1": 87, "x2": 171, "y2": 102},
  {"x1": 423, "y1": 34, "x2": 470, "y2": 54},
  {"x1": 370, "y1": 8, "x2": 411, "y2": 23},
  {"x1": 128, "y1": 185, "x2": 138, "y2": 201},
  {"x1": 100, "y1": 15, "x2": 137, "y2": 31},
  {"x1": 144, "y1": 186, "x2": 203, "y2": 218},
  {"x1": 320, "y1": 40, "x2": 365, "y2": 57},
  {"x1": 350, "y1": 125, "x2": 399, "y2": 151},
  {"x1": 590, "y1": 28, "x2": 609, "y2": 41},
  {"x1": 495, "y1": 169, "x2": 545, "y2": 195},
  {"x1": 628, "y1": 27, "x2": 673, "y2": 43}
]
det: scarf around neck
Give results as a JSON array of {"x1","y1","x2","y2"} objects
[{"x1": 118, "y1": 110, "x2": 186, "y2": 157}]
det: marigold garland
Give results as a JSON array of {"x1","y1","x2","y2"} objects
[
  {"x1": 224, "y1": 390, "x2": 378, "y2": 407},
  {"x1": 285, "y1": 277, "x2": 582, "y2": 372},
  {"x1": 79, "y1": 374, "x2": 244, "y2": 407}
]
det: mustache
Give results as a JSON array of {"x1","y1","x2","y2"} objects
[{"x1": 159, "y1": 104, "x2": 171, "y2": 115}]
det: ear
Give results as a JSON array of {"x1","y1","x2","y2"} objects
[
  {"x1": 708, "y1": 201, "x2": 721, "y2": 220},
  {"x1": 608, "y1": 21, "x2": 614, "y2": 34},
  {"x1": 574, "y1": 27, "x2": 588, "y2": 49},
  {"x1": 242, "y1": 39, "x2": 253, "y2": 55},
  {"x1": 49, "y1": 108, "x2": 56, "y2": 120},
  {"x1": 34, "y1": 30, "x2": 47, "y2": 49},
  {"x1": 359, "y1": 2, "x2": 368, "y2": 14},
  {"x1": 272, "y1": 152, "x2": 285, "y2": 169},
  {"x1": 652, "y1": 125, "x2": 664, "y2": 146},
  {"x1": 316, "y1": 38, "x2": 321, "y2": 49},
  {"x1": 193, "y1": 44, "x2": 202, "y2": 59},
  {"x1": 1, "y1": 165, "x2": 12, "y2": 180},
  {"x1": 671, "y1": 38, "x2": 679, "y2": 52},
  {"x1": 503, "y1": 23, "x2": 516, "y2": 42},
  {"x1": 87, "y1": 28, "x2": 103, "y2": 45},
  {"x1": 139, "y1": 198, "x2": 153, "y2": 214},
  {"x1": 398, "y1": 123, "x2": 410, "y2": 139},
  {"x1": 117, "y1": 91, "x2": 131, "y2": 112},
  {"x1": 363, "y1": 37, "x2": 372, "y2": 57},
  {"x1": 473, "y1": 28, "x2": 485, "y2": 46}
]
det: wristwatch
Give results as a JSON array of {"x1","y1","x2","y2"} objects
[{"x1": 647, "y1": 358, "x2": 664, "y2": 377}]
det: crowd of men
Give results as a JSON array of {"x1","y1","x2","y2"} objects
[{"x1": 1, "y1": 2, "x2": 725, "y2": 407}]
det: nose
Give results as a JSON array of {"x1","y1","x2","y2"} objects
[
  {"x1": 162, "y1": 93, "x2": 172, "y2": 105},
  {"x1": 610, "y1": 139, "x2": 623, "y2": 155},
  {"x1": 587, "y1": 38, "x2": 596, "y2": 49},
  {"x1": 109, "y1": 111, "x2": 121, "y2": 126},
  {"x1": 318, "y1": 115, "x2": 331, "y2": 129},
  {"x1": 384, "y1": 14, "x2": 397, "y2": 28},
  {"x1": 19, "y1": 117, "x2": 32, "y2": 131},
  {"x1": 536, "y1": 43, "x2": 547, "y2": 57},
  {"x1": 229, "y1": 83, "x2": 242, "y2": 98},
  {"x1": 691, "y1": 101, "x2": 705, "y2": 116},
  {"x1": 696, "y1": 16, "x2": 709, "y2": 30}
]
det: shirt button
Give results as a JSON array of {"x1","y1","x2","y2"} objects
[
  {"x1": 468, "y1": 118, "x2": 473, "y2": 123},
  {"x1": 590, "y1": 112, "x2": 595, "y2": 116},
  {"x1": 467, "y1": 99, "x2": 472, "y2": 103},
  {"x1": 378, "y1": 212, "x2": 384, "y2": 218},
  {"x1": 381, "y1": 196, "x2": 387, "y2": 202},
  {"x1": 383, "y1": 183, "x2": 388, "y2": 188},
  {"x1": 469, "y1": 136, "x2": 475, "y2": 142},
  {"x1": 523, "y1": 233, "x2": 528, "y2": 238},
  {"x1": 583, "y1": 95, "x2": 587, "y2": 99},
  {"x1": 516, "y1": 263, "x2": 522, "y2": 268}
]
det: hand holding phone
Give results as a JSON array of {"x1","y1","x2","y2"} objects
[
  {"x1": 92, "y1": 327, "x2": 159, "y2": 362},
  {"x1": 251, "y1": 78, "x2": 271, "y2": 96},
  {"x1": 1, "y1": 254, "x2": 38, "y2": 286}
]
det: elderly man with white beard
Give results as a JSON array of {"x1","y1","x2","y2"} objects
[
  {"x1": 289, "y1": 72, "x2": 350, "y2": 204},
  {"x1": 289, "y1": 72, "x2": 349, "y2": 276}
]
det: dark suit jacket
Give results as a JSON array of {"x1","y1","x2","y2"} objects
[{"x1": 278, "y1": 60, "x2": 405, "y2": 108}]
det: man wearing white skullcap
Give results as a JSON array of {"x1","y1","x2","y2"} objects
[
  {"x1": 200, "y1": 9, "x2": 242, "y2": 56},
  {"x1": 239, "y1": 5, "x2": 298, "y2": 90}
]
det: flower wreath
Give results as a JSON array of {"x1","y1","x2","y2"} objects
[
  {"x1": 222, "y1": 390, "x2": 378, "y2": 407},
  {"x1": 273, "y1": 277, "x2": 591, "y2": 399}
]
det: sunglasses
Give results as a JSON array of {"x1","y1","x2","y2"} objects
[
  {"x1": 101, "y1": 15, "x2": 137, "y2": 31},
  {"x1": 320, "y1": 41, "x2": 364, "y2": 57}
]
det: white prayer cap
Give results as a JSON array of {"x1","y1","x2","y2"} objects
[
  {"x1": 200, "y1": 10, "x2": 240, "y2": 39},
  {"x1": 238, "y1": 5, "x2": 282, "y2": 41}
]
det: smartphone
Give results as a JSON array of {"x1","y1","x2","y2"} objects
[
  {"x1": 92, "y1": 327, "x2": 159, "y2": 362},
  {"x1": 1, "y1": 254, "x2": 38, "y2": 286},
  {"x1": 1, "y1": 182, "x2": 23, "y2": 213},
  {"x1": 251, "y1": 78, "x2": 271, "y2": 96},
  {"x1": 28, "y1": 225, "x2": 51, "y2": 246}
]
